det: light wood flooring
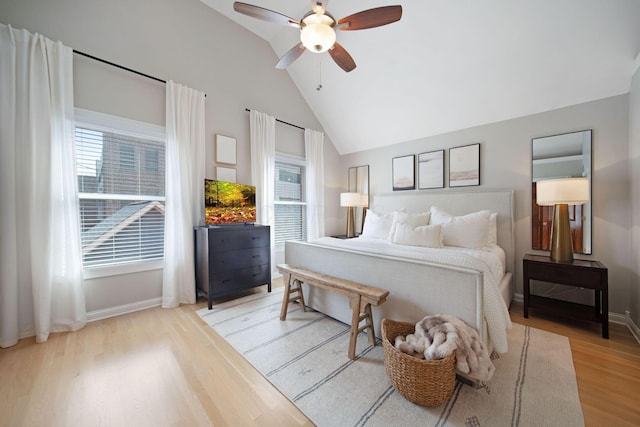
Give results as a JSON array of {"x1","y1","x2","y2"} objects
[{"x1": 1, "y1": 281, "x2": 639, "y2": 427}]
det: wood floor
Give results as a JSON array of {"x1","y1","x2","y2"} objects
[{"x1": 1, "y1": 284, "x2": 639, "y2": 427}]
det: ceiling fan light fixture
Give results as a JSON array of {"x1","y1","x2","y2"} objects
[
  {"x1": 300, "y1": 12, "x2": 336, "y2": 53},
  {"x1": 301, "y1": 22, "x2": 336, "y2": 53}
]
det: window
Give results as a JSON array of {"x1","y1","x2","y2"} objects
[
  {"x1": 274, "y1": 158, "x2": 307, "y2": 245},
  {"x1": 75, "y1": 109, "x2": 165, "y2": 269},
  {"x1": 144, "y1": 147, "x2": 159, "y2": 172}
]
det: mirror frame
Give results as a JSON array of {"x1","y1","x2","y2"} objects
[
  {"x1": 348, "y1": 165, "x2": 369, "y2": 235},
  {"x1": 531, "y1": 130, "x2": 592, "y2": 254}
]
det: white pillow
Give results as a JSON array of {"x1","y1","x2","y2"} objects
[
  {"x1": 392, "y1": 222, "x2": 443, "y2": 248},
  {"x1": 387, "y1": 210, "x2": 431, "y2": 241},
  {"x1": 488, "y1": 212, "x2": 498, "y2": 245},
  {"x1": 361, "y1": 210, "x2": 395, "y2": 239},
  {"x1": 440, "y1": 210, "x2": 491, "y2": 248},
  {"x1": 429, "y1": 206, "x2": 453, "y2": 225}
]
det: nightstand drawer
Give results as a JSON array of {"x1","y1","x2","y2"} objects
[{"x1": 527, "y1": 263, "x2": 603, "y2": 288}]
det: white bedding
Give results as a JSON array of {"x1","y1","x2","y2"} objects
[{"x1": 309, "y1": 236, "x2": 513, "y2": 353}]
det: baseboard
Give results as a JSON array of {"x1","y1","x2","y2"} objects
[
  {"x1": 626, "y1": 311, "x2": 640, "y2": 344},
  {"x1": 512, "y1": 292, "x2": 627, "y2": 326},
  {"x1": 87, "y1": 297, "x2": 162, "y2": 322}
]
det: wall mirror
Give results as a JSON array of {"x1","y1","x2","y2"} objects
[
  {"x1": 531, "y1": 130, "x2": 592, "y2": 254},
  {"x1": 348, "y1": 165, "x2": 369, "y2": 235}
]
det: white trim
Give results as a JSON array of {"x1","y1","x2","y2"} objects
[
  {"x1": 87, "y1": 297, "x2": 163, "y2": 322},
  {"x1": 79, "y1": 193, "x2": 166, "y2": 201},
  {"x1": 634, "y1": 51, "x2": 640, "y2": 76},
  {"x1": 83, "y1": 260, "x2": 163, "y2": 279},
  {"x1": 276, "y1": 151, "x2": 306, "y2": 165},
  {"x1": 626, "y1": 311, "x2": 640, "y2": 344},
  {"x1": 75, "y1": 108, "x2": 165, "y2": 141},
  {"x1": 274, "y1": 200, "x2": 308, "y2": 206}
]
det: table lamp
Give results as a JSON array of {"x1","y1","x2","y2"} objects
[
  {"x1": 536, "y1": 177, "x2": 589, "y2": 262},
  {"x1": 340, "y1": 192, "x2": 362, "y2": 238}
]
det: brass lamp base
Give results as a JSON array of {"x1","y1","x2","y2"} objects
[
  {"x1": 550, "y1": 204, "x2": 573, "y2": 262},
  {"x1": 346, "y1": 206, "x2": 355, "y2": 238}
]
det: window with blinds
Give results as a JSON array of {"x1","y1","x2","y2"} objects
[
  {"x1": 274, "y1": 160, "x2": 307, "y2": 245},
  {"x1": 75, "y1": 124, "x2": 166, "y2": 268}
]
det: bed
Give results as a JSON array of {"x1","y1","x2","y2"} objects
[{"x1": 284, "y1": 189, "x2": 514, "y2": 353}]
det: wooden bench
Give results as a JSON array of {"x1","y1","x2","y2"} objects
[{"x1": 276, "y1": 263, "x2": 390, "y2": 360}]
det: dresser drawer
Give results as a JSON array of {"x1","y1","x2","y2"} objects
[
  {"x1": 208, "y1": 228, "x2": 269, "y2": 251},
  {"x1": 211, "y1": 247, "x2": 270, "y2": 271},
  {"x1": 212, "y1": 264, "x2": 271, "y2": 294}
]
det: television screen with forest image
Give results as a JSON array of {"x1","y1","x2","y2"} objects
[{"x1": 204, "y1": 179, "x2": 256, "y2": 225}]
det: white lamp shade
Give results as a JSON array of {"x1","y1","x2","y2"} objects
[
  {"x1": 340, "y1": 192, "x2": 361, "y2": 207},
  {"x1": 536, "y1": 177, "x2": 589, "y2": 206},
  {"x1": 359, "y1": 194, "x2": 369, "y2": 208}
]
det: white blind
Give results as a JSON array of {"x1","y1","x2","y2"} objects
[
  {"x1": 274, "y1": 161, "x2": 306, "y2": 245},
  {"x1": 76, "y1": 127, "x2": 166, "y2": 267}
]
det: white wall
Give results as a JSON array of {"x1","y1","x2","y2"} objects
[
  {"x1": 629, "y1": 61, "x2": 640, "y2": 330},
  {"x1": 341, "y1": 95, "x2": 632, "y2": 318},
  {"x1": 0, "y1": 0, "x2": 342, "y2": 314}
]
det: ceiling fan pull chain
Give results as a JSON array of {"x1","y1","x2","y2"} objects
[{"x1": 316, "y1": 56, "x2": 323, "y2": 91}]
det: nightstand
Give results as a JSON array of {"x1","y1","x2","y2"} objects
[{"x1": 523, "y1": 254, "x2": 608, "y2": 338}]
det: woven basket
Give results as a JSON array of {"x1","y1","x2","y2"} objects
[{"x1": 381, "y1": 318, "x2": 456, "y2": 407}]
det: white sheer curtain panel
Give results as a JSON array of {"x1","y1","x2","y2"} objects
[
  {"x1": 249, "y1": 110, "x2": 276, "y2": 269},
  {"x1": 0, "y1": 24, "x2": 86, "y2": 348},
  {"x1": 162, "y1": 81, "x2": 205, "y2": 308},
  {"x1": 304, "y1": 129, "x2": 325, "y2": 240}
]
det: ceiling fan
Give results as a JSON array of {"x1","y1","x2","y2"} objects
[{"x1": 233, "y1": 1, "x2": 402, "y2": 72}]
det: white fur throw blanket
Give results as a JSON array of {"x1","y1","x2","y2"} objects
[{"x1": 394, "y1": 314, "x2": 495, "y2": 382}]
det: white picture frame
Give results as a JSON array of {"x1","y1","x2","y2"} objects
[
  {"x1": 216, "y1": 134, "x2": 237, "y2": 165},
  {"x1": 216, "y1": 166, "x2": 236, "y2": 183}
]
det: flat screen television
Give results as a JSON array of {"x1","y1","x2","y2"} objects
[{"x1": 204, "y1": 179, "x2": 256, "y2": 225}]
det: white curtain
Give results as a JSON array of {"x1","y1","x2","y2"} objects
[
  {"x1": 0, "y1": 24, "x2": 86, "y2": 348},
  {"x1": 305, "y1": 129, "x2": 325, "y2": 240},
  {"x1": 249, "y1": 110, "x2": 276, "y2": 269},
  {"x1": 162, "y1": 81, "x2": 205, "y2": 308}
]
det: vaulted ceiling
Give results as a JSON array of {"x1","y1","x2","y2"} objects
[{"x1": 201, "y1": 0, "x2": 640, "y2": 154}]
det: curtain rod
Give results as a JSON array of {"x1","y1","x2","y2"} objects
[
  {"x1": 244, "y1": 108, "x2": 304, "y2": 131},
  {"x1": 73, "y1": 49, "x2": 207, "y2": 97}
]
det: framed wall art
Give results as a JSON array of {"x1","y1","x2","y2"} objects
[
  {"x1": 216, "y1": 166, "x2": 237, "y2": 183},
  {"x1": 418, "y1": 150, "x2": 444, "y2": 189},
  {"x1": 216, "y1": 134, "x2": 237, "y2": 165},
  {"x1": 449, "y1": 143, "x2": 480, "y2": 187},
  {"x1": 392, "y1": 154, "x2": 415, "y2": 191}
]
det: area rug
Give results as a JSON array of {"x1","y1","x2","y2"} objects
[{"x1": 197, "y1": 288, "x2": 584, "y2": 427}]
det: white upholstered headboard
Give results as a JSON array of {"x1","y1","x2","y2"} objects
[{"x1": 372, "y1": 190, "x2": 515, "y2": 275}]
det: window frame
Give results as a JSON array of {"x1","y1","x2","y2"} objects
[
  {"x1": 273, "y1": 152, "x2": 307, "y2": 247},
  {"x1": 75, "y1": 108, "x2": 166, "y2": 279}
]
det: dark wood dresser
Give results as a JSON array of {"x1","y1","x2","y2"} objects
[
  {"x1": 194, "y1": 224, "x2": 271, "y2": 309},
  {"x1": 523, "y1": 254, "x2": 608, "y2": 338}
]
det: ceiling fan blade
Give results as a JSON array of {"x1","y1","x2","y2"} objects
[
  {"x1": 329, "y1": 42, "x2": 356, "y2": 72},
  {"x1": 338, "y1": 5, "x2": 402, "y2": 31},
  {"x1": 233, "y1": 2, "x2": 300, "y2": 28},
  {"x1": 311, "y1": 1, "x2": 327, "y2": 15},
  {"x1": 275, "y1": 43, "x2": 306, "y2": 69}
]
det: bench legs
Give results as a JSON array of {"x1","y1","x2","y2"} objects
[
  {"x1": 348, "y1": 294, "x2": 376, "y2": 360},
  {"x1": 280, "y1": 274, "x2": 377, "y2": 361},
  {"x1": 280, "y1": 273, "x2": 306, "y2": 321}
]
